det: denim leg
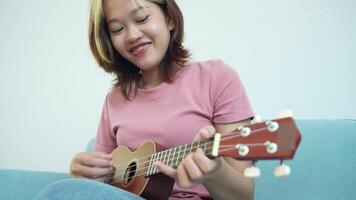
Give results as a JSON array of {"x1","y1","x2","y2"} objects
[{"x1": 36, "y1": 178, "x2": 144, "y2": 200}]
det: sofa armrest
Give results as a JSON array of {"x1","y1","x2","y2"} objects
[
  {"x1": 0, "y1": 169, "x2": 69, "y2": 200},
  {"x1": 86, "y1": 137, "x2": 96, "y2": 152}
]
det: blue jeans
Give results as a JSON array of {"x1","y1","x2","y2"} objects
[{"x1": 36, "y1": 178, "x2": 144, "y2": 200}]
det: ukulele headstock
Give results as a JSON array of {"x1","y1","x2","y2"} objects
[{"x1": 215, "y1": 110, "x2": 301, "y2": 178}]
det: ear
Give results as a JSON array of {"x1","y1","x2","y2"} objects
[{"x1": 166, "y1": 15, "x2": 175, "y2": 31}]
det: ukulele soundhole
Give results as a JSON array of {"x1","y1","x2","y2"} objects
[{"x1": 123, "y1": 161, "x2": 137, "y2": 185}]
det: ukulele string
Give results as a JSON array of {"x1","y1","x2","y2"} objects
[
  {"x1": 104, "y1": 126, "x2": 268, "y2": 178},
  {"x1": 103, "y1": 138, "x2": 211, "y2": 178},
  {"x1": 106, "y1": 143, "x2": 266, "y2": 185},
  {"x1": 106, "y1": 142, "x2": 268, "y2": 184}
]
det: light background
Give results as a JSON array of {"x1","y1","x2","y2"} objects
[{"x1": 0, "y1": 0, "x2": 355, "y2": 172}]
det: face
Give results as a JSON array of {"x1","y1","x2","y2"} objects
[{"x1": 104, "y1": 0, "x2": 174, "y2": 73}]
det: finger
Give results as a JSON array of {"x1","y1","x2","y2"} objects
[
  {"x1": 75, "y1": 164, "x2": 113, "y2": 178},
  {"x1": 90, "y1": 151, "x2": 112, "y2": 160},
  {"x1": 193, "y1": 125, "x2": 216, "y2": 141},
  {"x1": 154, "y1": 161, "x2": 177, "y2": 179},
  {"x1": 80, "y1": 153, "x2": 112, "y2": 168},
  {"x1": 182, "y1": 154, "x2": 203, "y2": 181},
  {"x1": 177, "y1": 162, "x2": 195, "y2": 188},
  {"x1": 192, "y1": 148, "x2": 217, "y2": 174}
]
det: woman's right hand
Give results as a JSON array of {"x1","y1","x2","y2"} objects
[{"x1": 70, "y1": 151, "x2": 113, "y2": 182}]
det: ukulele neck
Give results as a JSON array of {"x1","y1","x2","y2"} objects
[{"x1": 145, "y1": 139, "x2": 214, "y2": 176}]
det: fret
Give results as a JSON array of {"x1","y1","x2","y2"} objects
[
  {"x1": 195, "y1": 140, "x2": 200, "y2": 152},
  {"x1": 200, "y1": 139, "x2": 210, "y2": 157},
  {"x1": 182, "y1": 144, "x2": 188, "y2": 162},
  {"x1": 188, "y1": 142, "x2": 194, "y2": 154},
  {"x1": 190, "y1": 142, "x2": 196, "y2": 153},
  {"x1": 147, "y1": 154, "x2": 153, "y2": 176},
  {"x1": 206, "y1": 140, "x2": 213, "y2": 157},
  {"x1": 162, "y1": 150, "x2": 167, "y2": 166},
  {"x1": 150, "y1": 152, "x2": 156, "y2": 175},
  {"x1": 151, "y1": 153, "x2": 158, "y2": 176},
  {"x1": 156, "y1": 151, "x2": 163, "y2": 174},
  {"x1": 175, "y1": 145, "x2": 182, "y2": 167},
  {"x1": 203, "y1": 140, "x2": 208, "y2": 155},
  {"x1": 171, "y1": 147, "x2": 177, "y2": 168},
  {"x1": 176, "y1": 145, "x2": 182, "y2": 167},
  {"x1": 167, "y1": 148, "x2": 173, "y2": 167},
  {"x1": 148, "y1": 153, "x2": 153, "y2": 175},
  {"x1": 190, "y1": 142, "x2": 195, "y2": 153}
]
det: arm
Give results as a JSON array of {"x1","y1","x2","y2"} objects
[
  {"x1": 155, "y1": 119, "x2": 254, "y2": 200},
  {"x1": 203, "y1": 120, "x2": 254, "y2": 200}
]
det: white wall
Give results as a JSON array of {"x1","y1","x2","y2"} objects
[{"x1": 1, "y1": 0, "x2": 355, "y2": 172}]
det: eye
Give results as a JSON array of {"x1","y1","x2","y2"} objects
[
  {"x1": 111, "y1": 27, "x2": 123, "y2": 34},
  {"x1": 137, "y1": 15, "x2": 149, "y2": 23}
]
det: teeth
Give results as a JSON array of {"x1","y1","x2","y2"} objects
[{"x1": 132, "y1": 43, "x2": 149, "y2": 53}]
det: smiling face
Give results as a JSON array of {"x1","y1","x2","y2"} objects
[{"x1": 104, "y1": 0, "x2": 175, "y2": 73}]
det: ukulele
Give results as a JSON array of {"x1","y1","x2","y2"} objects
[{"x1": 104, "y1": 113, "x2": 301, "y2": 200}]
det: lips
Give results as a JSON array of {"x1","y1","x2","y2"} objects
[{"x1": 129, "y1": 42, "x2": 151, "y2": 57}]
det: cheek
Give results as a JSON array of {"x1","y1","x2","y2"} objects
[
  {"x1": 147, "y1": 21, "x2": 170, "y2": 42},
  {"x1": 111, "y1": 37, "x2": 126, "y2": 55}
]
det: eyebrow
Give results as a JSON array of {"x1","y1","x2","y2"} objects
[
  {"x1": 130, "y1": 6, "x2": 145, "y2": 15},
  {"x1": 107, "y1": 6, "x2": 145, "y2": 25}
]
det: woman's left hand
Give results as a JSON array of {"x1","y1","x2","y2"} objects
[{"x1": 154, "y1": 125, "x2": 223, "y2": 188}]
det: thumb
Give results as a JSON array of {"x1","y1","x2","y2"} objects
[{"x1": 193, "y1": 125, "x2": 216, "y2": 141}]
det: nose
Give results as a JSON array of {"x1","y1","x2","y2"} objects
[{"x1": 126, "y1": 24, "x2": 143, "y2": 43}]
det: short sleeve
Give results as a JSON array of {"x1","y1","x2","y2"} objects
[
  {"x1": 212, "y1": 60, "x2": 254, "y2": 123},
  {"x1": 94, "y1": 94, "x2": 117, "y2": 153}
]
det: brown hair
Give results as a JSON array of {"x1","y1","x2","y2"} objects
[{"x1": 89, "y1": 0, "x2": 190, "y2": 100}]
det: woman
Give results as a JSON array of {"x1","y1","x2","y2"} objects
[{"x1": 38, "y1": 0, "x2": 255, "y2": 199}]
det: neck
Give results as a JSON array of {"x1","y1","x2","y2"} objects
[
  {"x1": 139, "y1": 70, "x2": 163, "y2": 90},
  {"x1": 146, "y1": 139, "x2": 214, "y2": 177}
]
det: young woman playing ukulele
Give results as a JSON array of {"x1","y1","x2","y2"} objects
[{"x1": 38, "y1": 0, "x2": 255, "y2": 199}]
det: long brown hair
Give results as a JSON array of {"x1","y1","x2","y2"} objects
[{"x1": 89, "y1": 0, "x2": 190, "y2": 100}]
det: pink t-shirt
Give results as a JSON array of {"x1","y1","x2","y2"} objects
[{"x1": 95, "y1": 59, "x2": 254, "y2": 199}]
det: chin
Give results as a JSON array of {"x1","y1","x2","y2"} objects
[{"x1": 135, "y1": 59, "x2": 160, "y2": 72}]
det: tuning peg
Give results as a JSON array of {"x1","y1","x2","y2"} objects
[
  {"x1": 244, "y1": 163, "x2": 261, "y2": 178},
  {"x1": 265, "y1": 141, "x2": 278, "y2": 154},
  {"x1": 251, "y1": 115, "x2": 262, "y2": 124},
  {"x1": 277, "y1": 110, "x2": 293, "y2": 119},
  {"x1": 266, "y1": 120, "x2": 279, "y2": 132},
  {"x1": 274, "y1": 161, "x2": 291, "y2": 177},
  {"x1": 240, "y1": 127, "x2": 251, "y2": 137},
  {"x1": 235, "y1": 144, "x2": 249, "y2": 156}
]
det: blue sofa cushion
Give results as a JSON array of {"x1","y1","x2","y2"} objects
[
  {"x1": 255, "y1": 120, "x2": 356, "y2": 200},
  {"x1": 0, "y1": 169, "x2": 68, "y2": 200}
]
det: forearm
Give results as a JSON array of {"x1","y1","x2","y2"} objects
[{"x1": 203, "y1": 158, "x2": 254, "y2": 200}]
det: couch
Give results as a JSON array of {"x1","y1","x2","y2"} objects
[{"x1": 1, "y1": 120, "x2": 355, "y2": 200}]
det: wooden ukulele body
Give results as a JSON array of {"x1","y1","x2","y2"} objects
[{"x1": 110, "y1": 141, "x2": 174, "y2": 200}]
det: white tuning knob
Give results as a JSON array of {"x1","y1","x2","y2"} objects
[
  {"x1": 241, "y1": 127, "x2": 251, "y2": 137},
  {"x1": 251, "y1": 115, "x2": 262, "y2": 124},
  {"x1": 235, "y1": 144, "x2": 249, "y2": 157},
  {"x1": 266, "y1": 121, "x2": 279, "y2": 132},
  {"x1": 274, "y1": 162, "x2": 291, "y2": 177},
  {"x1": 244, "y1": 165, "x2": 261, "y2": 178},
  {"x1": 265, "y1": 141, "x2": 278, "y2": 154},
  {"x1": 277, "y1": 110, "x2": 293, "y2": 119}
]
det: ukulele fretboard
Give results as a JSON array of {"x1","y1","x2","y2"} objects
[{"x1": 146, "y1": 139, "x2": 214, "y2": 176}]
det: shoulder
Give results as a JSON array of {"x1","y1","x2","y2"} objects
[
  {"x1": 186, "y1": 59, "x2": 236, "y2": 76},
  {"x1": 183, "y1": 59, "x2": 239, "y2": 83},
  {"x1": 103, "y1": 87, "x2": 126, "y2": 107}
]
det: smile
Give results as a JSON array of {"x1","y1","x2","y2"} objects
[{"x1": 130, "y1": 42, "x2": 151, "y2": 57}]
